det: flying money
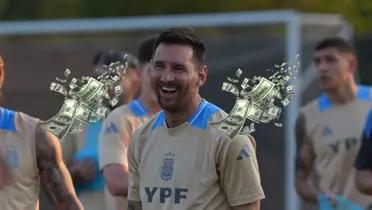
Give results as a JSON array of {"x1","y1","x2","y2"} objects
[
  {"x1": 213, "y1": 57, "x2": 299, "y2": 137},
  {"x1": 39, "y1": 58, "x2": 129, "y2": 139},
  {"x1": 222, "y1": 82, "x2": 239, "y2": 96},
  {"x1": 211, "y1": 99, "x2": 251, "y2": 139}
]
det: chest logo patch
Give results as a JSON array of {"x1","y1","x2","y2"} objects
[{"x1": 160, "y1": 152, "x2": 175, "y2": 181}]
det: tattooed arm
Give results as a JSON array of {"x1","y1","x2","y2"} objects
[
  {"x1": 294, "y1": 113, "x2": 318, "y2": 203},
  {"x1": 36, "y1": 125, "x2": 83, "y2": 210},
  {"x1": 128, "y1": 200, "x2": 142, "y2": 210}
]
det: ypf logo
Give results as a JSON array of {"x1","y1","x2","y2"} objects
[{"x1": 160, "y1": 152, "x2": 175, "y2": 181}]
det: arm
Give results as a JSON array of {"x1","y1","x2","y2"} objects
[
  {"x1": 231, "y1": 200, "x2": 260, "y2": 210},
  {"x1": 218, "y1": 135, "x2": 265, "y2": 208},
  {"x1": 294, "y1": 113, "x2": 318, "y2": 203},
  {"x1": 36, "y1": 125, "x2": 83, "y2": 210},
  {"x1": 102, "y1": 164, "x2": 128, "y2": 196},
  {"x1": 128, "y1": 200, "x2": 142, "y2": 210},
  {"x1": 355, "y1": 170, "x2": 372, "y2": 195},
  {"x1": 99, "y1": 116, "x2": 131, "y2": 196}
]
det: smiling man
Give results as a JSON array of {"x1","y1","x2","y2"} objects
[{"x1": 127, "y1": 27, "x2": 265, "y2": 210}]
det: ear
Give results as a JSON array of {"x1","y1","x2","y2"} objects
[
  {"x1": 348, "y1": 54, "x2": 357, "y2": 74},
  {"x1": 197, "y1": 64, "x2": 208, "y2": 87}
]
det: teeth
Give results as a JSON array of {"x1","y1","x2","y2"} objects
[{"x1": 161, "y1": 86, "x2": 177, "y2": 92}]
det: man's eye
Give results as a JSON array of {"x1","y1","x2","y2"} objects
[
  {"x1": 174, "y1": 66, "x2": 185, "y2": 71},
  {"x1": 154, "y1": 64, "x2": 164, "y2": 70}
]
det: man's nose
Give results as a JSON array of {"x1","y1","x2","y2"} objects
[
  {"x1": 160, "y1": 68, "x2": 175, "y2": 82},
  {"x1": 316, "y1": 60, "x2": 328, "y2": 73}
]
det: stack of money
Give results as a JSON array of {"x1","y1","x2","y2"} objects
[
  {"x1": 39, "y1": 59, "x2": 128, "y2": 139},
  {"x1": 214, "y1": 58, "x2": 299, "y2": 139}
]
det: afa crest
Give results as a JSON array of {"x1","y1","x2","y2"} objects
[{"x1": 160, "y1": 152, "x2": 175, "y2": 181}]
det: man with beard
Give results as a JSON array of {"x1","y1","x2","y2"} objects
[
  {"x1": 0, "y1": 55, "x2": 83, "y2": 210},
  {"x1": 99, "y1": 37, "x2": 160, "y2": 210},
  {"x1": 127, "y1": 28, "x2": 265, "y2": 210},
  {"x1": 295, "y1": 38, "x2": 372, "y2": 208}
]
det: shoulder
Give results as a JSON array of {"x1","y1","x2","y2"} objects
[
  {"x1": 356, "y1": 85, "x2": 372, "y2": 100},
  {"x1": 215, "y1": 132, "x2": 257, "y2": 164},
  {"x1": 105, "y1": 104, "x2": 131, "y2": 122},
  {"x1": 13, "y1": 110, "x2": 39, "y2": 134},
  {"x1": 300, "y1": 97, "x2": 319, "y2": 115},
  {"x1": 134, "y1": 113, "x2": 161, "y2": 136},
  {"x1": 128, "y1": 113, "x2": 160, "y2": 155}
]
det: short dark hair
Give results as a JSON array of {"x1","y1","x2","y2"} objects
[
  {"x1": 315, "y1": 37, "x2": 356, "y2": 55},
  {"x1": 93, "y1": 49, "x2": 139, "y2": 69},
  {"x1": 137, "y1": 36, "x2": 157, "y2": 65},
  {"x1": 155, "y1": 27, "x2": 206, "y2": 64}
]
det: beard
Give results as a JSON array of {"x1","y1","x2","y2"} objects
[{"x1": 155, "y1": 81, "x2": 197, "y2": 114}]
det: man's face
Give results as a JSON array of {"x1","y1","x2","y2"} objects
[
  {"x1": 150, "y1": 43, "x2": 206, "y2": 113},
  {"x1": 314, "y1": 47, "x2": 354, "y2": 92},
  {"x1": 121, "y1": 68, "x2": 141, "y2": 102},
  {"x1": 0, "y1": 56, "x2": 4, "y2": 90}
]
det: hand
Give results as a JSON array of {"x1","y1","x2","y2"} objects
[{"x1": 69, "y1": 159, "x2": 96, "y2": 184}]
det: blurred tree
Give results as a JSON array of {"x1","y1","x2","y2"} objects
[{"x1": 0, "y1": 0, "x2": 371, "y2": 34}]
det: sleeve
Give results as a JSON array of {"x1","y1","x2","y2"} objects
[
  {"x1": 127, "y1": 130, "x2": 141, "y2": 201},
  {"x1": 218, "y1": 134, "x2": 265, "y2": 207},
  {"x1": 355, "y1": 110, "x2": 372, "y2": 170},
  {"x1": 99, "y1": 113, "x2": 131, "y2": 170}
]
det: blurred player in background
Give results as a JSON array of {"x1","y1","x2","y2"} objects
[
  {"x1": 93, "y1": 50, "x2": 142, "y2": 105},
  {"x1": 0, "y1": 54, "x2": 83, "y2": 210},
  {"x1": 295, "y1": 37, "x2": 372, "y2": 208},
  {"x1": 99, "y1": 36, "x2": 160, "y2": 210},
  {"x1": 61, "y1": 51, "x2": 141, "y2": 210}
]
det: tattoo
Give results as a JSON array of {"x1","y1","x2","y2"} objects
[
  {"x1": 128, "y1": 200, "x2": 142, "y2": 210},
  {"x1": 36, "y1": 125, "x2": 83, "y2": 210}
]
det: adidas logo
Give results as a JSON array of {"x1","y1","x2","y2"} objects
[{"x1": 237, "y1": 143, "x2": 250, "y2": 160}]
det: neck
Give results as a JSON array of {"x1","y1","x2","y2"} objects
[
  {"x1": 165, "y1": 95, "x2": 202, "y2": 128},
  {"x1": 327, "y1": 80, "x2": 357, "y2": 105},
  {"x1": 122, "y1": 94, "x2": 135, "y2": 105},
  {"x1": 138, "y1": 94, "x2": 160, "y2": 115}
]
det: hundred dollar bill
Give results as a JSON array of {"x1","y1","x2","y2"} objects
[
  {"x1": 222, "y1": 82, "x2": 239, "y2": 96},
  {"x1": 211, "y1": 99, "x2": 251, "y2": 139},
  {"x1": 70, "y1": 78, "x2": 104, "y2": 101},
  {"x1": 246, "y1": 103, "x2": 264, "y2": 123},
  {"x1": 248, "y1": 77, "x2": 275, "y2": 101},
  {"x1": 241, "y1": 78, "x2": 250, "y2": 90}
]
